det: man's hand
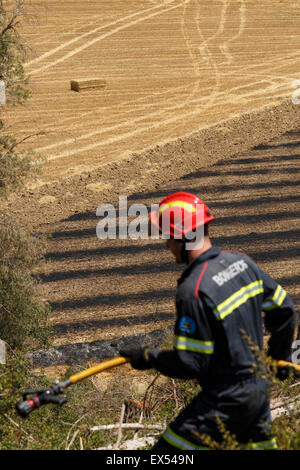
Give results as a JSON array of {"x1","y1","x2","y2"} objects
[{"x1": 119, "y1": 347, "x2": 152, "y2": 370}]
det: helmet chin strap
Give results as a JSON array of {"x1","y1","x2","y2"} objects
[{"x1": 180, "y1": 240, "x2": 190, "y2": 264}]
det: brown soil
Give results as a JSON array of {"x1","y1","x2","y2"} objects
[
  {"x1": 21, "y1": 127, "x2": 300, "y2": 359},
  {"x1": 2, "y1": 1, "x2": 300, "y2": 371}
]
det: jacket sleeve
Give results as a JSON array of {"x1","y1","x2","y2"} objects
[
  {"x1": 258, "y1": 267, "x2": 297, "y2": 361},
  {"x1": 148, "y1": 290, "x2": 214, "y2": 383}
]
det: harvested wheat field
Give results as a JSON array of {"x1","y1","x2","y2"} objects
[
  {"x1": 4, "y1": 0, "x2": 300, "y2": 184},
  {"x1": 3, "y1": 0, "x2": 299, "y2": 364}
]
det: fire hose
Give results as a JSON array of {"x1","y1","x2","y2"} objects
[
  {"x1": 15, "y1": 357, "x2": 300, "y2": 418},
  {"x1": 16, "y1": 356, "x2": 129, "y2": 418}
]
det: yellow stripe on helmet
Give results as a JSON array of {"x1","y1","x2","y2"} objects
[{"x1": 158, "y1": 201, "x2": 197, "y2": 217}]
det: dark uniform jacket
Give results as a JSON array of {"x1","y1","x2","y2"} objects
[{"x1": 149, "y1": 246, "x2": 296, "y2": 388}]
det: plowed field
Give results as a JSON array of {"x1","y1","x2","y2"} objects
[
  {"x1": 20, "y1": 130, "x2": 300, "y2": 362},
  {"x1": 3, "y1": 1, "x2": 300, "y2": 361}
]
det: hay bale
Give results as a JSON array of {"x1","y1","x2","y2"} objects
[{"x1": 70, "y1": 78, "x2": 107, "y2": 92}]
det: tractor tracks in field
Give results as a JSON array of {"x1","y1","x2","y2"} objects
[
  {"x1": 219, "y1": 0, "x2": 246, "y2": 65},
  {"x1": 25, "y1": 0, "x2": 191, "y2": 76},
  {"x1": 35, "y1": 76, "x2": 292, "y2": 164},
  {"x1": 25, "y1": 1, "x2": 175, "y2": 68},
  {"x1": 36, "y1": 75, "x2": 290, "y2": 161},
  {"x1": 23, "y1": 0, "x2": 299, "y2": 172},
  {"x1": 43, "y1": 43, "x2": 295, "y2": 138},
  {"x1": 31, "y1": 0, "x2": 238, "y2": 160}
]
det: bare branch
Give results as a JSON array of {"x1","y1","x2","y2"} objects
[
  {"x1": 91, "y1": 423, "x2": 165, "y2": 432},
  {"x1": 115, "y1": 403, "x2": 126, "y2": 449},
  {"x1": 4, "y1": 413, "x2": 35, "y2": 442},
  {"x1": 65, "y1": 430, "x2": 79, "y2": 451},
  {"x1": 79, "y1": 437, "x2": 84, "y2": 451},
  {"x1": 0, "y1": 303, "x2": 18, "y2": 319},
  {"x1": 270, "y1": 394, "x2": 300, "y2": 411},
  {"x1": 142, "y1": 372, "x2": 161, "y2": 417},
  {"x1": 0, "y1": 2, "x2": 24, "y2": 39},
  {"x1": 0, "y1": 130, "x2": 46, "y2": 162},
  {"x1": 171, "y1": 378, "x2": 179, "y2": 409},
  {"x1": 65, "y1": 413, "x2": 89, "y2": 449},
  {"x1": 289, "y1": 381, "x2": 300, "y2": 389},
  {"x1": 133, "y1": 410, "x2": 144, "y2": 442}
]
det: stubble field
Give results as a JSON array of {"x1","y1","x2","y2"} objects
[{"x1": 5, "y1": 0, "x2": 300, "y2": 182}]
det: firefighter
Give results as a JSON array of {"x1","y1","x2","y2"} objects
[{"x1": 120, "y1": 192, "x2": 297, "y2": 451}]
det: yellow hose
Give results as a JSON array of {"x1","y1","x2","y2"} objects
[
  {"x1": 277, "y1": 360, "x2": 300, "y2": 372},
  {"x1": 67, "y1": 357, "x2": 299, "y2": 386},
  {"x1": 69, "y1": 357, "x2": 129, "y2": 384}
]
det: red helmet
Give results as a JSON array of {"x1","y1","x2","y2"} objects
[{"x1": 149, "y1": 192, "x2": 215, "y2": 239}]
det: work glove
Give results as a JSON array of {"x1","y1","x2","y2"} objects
[
  {"x1": 276, "y1": 365, "x2": 300, "y2": 381},
  {"x1": 119, "y1": 347, "x2": 152, "y2": 370}
]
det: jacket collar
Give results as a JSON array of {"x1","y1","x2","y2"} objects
[{"x1": 178, "y1": 245, "x2": 221, "y2": 284}]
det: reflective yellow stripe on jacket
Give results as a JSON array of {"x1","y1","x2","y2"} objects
[
  {"x1": 162, "y1": 426, "x2": 210, "y2": 450},
  {"x1": 174, "y1": 336, "x2": 214, "y2": 354},
  {"x1": 240, "y1": 437, "x2": 277, "y2": 450},
  {"x1": 262, "y1": 285, "x2": 287, "y2": 311},
  {"x1": 213, "y1": 281, "x2": 264, "y2": 321},
  {"x1": 163, "y1": 428, "x2": 277, "y2": 450}
]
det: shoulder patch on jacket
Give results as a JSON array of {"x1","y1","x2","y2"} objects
[{"x1": 178, "y1": 317, "x2": 196, "y2": 334}]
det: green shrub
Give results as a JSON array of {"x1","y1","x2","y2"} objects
[
  {"x1": 0, "y1": 212, "x2": 52, "y2": 350},
  {"x1": 0, "y1": 0, "x2": 29, "y2": 106},
  {"x1": 0, "y1": 122, "x2": 43, "y2": 199},
  {"x1": 0, "y1": 1, "x2": 51, "y2": 351}
]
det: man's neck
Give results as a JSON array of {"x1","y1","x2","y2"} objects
[{"x1": 187, "y1": 237, "x2": 212, "y2": 263}]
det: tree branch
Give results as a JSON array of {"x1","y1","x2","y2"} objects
[
  {"x1": 0, "y1": 2, "x2": 24, "y2": 39},
  {"x1": 91, "y1": 423, "x2": 165, "y2": 431}
]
